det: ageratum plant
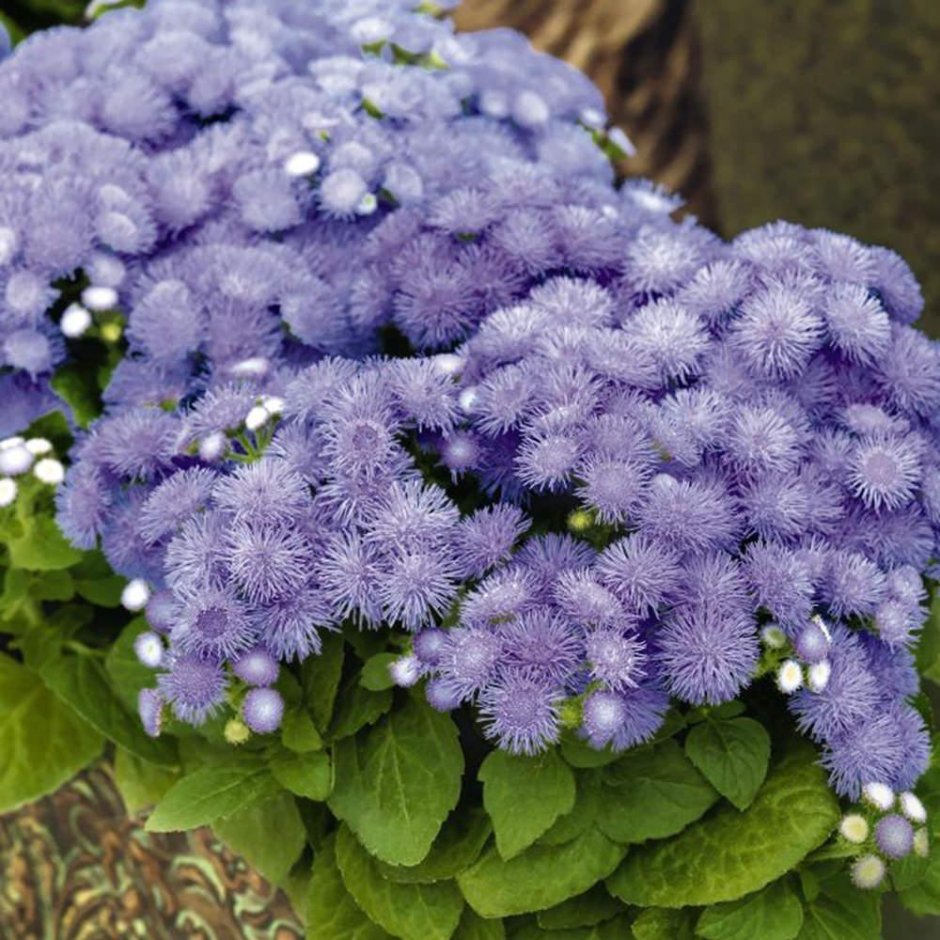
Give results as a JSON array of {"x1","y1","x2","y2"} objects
[{"x1": 1, "y1": 1, "x2": 939, "y2": 937}]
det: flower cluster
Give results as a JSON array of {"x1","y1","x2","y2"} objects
[
  {"x1": 0, "y1": 0, "x2": 621, "y2": 434},
  {"x1": 41, "y1": 0, "x2": 938, "y2": 820}
]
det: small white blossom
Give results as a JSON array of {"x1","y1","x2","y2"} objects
[
  {"x1": 608, "y1": 126, "x2": 637, "y2": 157},
  {"x1": 356, "y1": 193, "x2": 378, "y2": 216},
  {"x1": 914, "y1": 828, "x2": 930, "y2": 858},
  {"x1": 390, "y1": 655, "x2": 421, "y2": 688},
  {"x1": 459, "y1": 387, "x2": 478, "y2": 413},
  {"x1": 121, "y1": 578, "x2": 151, "y2": 612},
  {"x1": 261, "y1": 395, "x2": 285, "y2": 416},
  {"x1": 862, "y1": 782, "x2": 896, "y2": 812},
  {"x1": 776, "y1": 659, "x2": 803, "y2": 694},
  {"x1": 808, "y1": 659, "x2": 832, "y2": 692},
  {"x1": 284, "y1": 151, "x2": 321, "y2": 177},
  {"x1": 25, "y1": 438, "x2": 53, "y2": 455},
  {"x1": 850, "y1": 854, "x2": 886, "y2": 890},
  {"x1": 133, "y1": 631, "x2": 164, "y2": 669},
  {"x1": 0, "y1": 444, "x2": 34, "y2": 476},
  {"x1": 60, "y1": 303, "x2": 93, "y2": 338},
  {"x1": 760, "y1": 624, "x2": 787, "y2": 649},
  {"x1": 245, "y1": 405, "x2": 270, "y2": 431},
  {"x1": 839, "y1": 814, "x2": 870, "y2": 844},
  {"x1": 33, "y1": 458, "x2": 65, "y2": 485},
  {"x1": 81, "y1": 285, "x2": 119, "y2": 311},
  {"x1": 229, "y1": 357, "x2": 270, "y2": 378},
  {"x1": 199, "y1": 432, "x2": 227, "y2": 462},
  {"x1": 0, "y1": 436, "x2": 24, "y2": 450},
  {"x1": 0, "y1": 478, "x2": 16, "y2": 507},
  {"x1": 900, "y1": 791, "x2": 927, "y2": 824},
  {"x1": 432, "y1": 353, "x2": 464, "y2": 377}
]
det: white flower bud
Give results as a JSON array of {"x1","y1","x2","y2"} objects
[
  {"x1": 0, "y1": 444, "x2": 34, "y2": 476},
  {"x1": 133, "y1": 631, "x2": 164, "y2": 669},
  {"x1": 199, "y1": 432, "x2": 226, "y2": 462},
  {"x1": 608, "y1": 126, "x2": 637, "y2": 157},
  {"x1": 121, "y1": 578, "x2": 151, "y2": 612},
  {"x1": 839, "y1": 814, "x2": 870, "y2": 844},
  {"x1": 811, "y1": 613, "x2": 832, "y2": 643},
  {"x1": 862, "y1": 782, "x2": 896, "y2": 812},
  {"x1": 808, "y1": 660, "x2": 832, "y2": 692},
  {"x1": 261, "y1": 395, "x2": 285, "y2": 416},
  {"x1": 284, "y1": 151, "x2": 321, "y2": 177},
  {"x1": 760, "y1": 624, "x2": 787, "y2": 649},
  {"x1": 81, "y1": 285, "x2": 118, "y2": 311},
  {"x1": 356, "y1": 193, "x2": 378, "y2": 216},
  {"x1": 459, "y1": 387, "x2": 478, "y2": 413},
  {"x1": 914, "y1": 828, "x2": 929, "y2": 858},
  {"x1": 579, "y1": 107, "x2": 606, "y2": 129},
  {"x1": 850, "y1": 854, "x2": 886, "y2": 890},
  {"x1": 432, "y1": 353, "x2": 464, "y2": 377},
  {"x1": 0, "y1": 478, "x2": 16, "y2": 507},
  {"x1": 0, "y1": 436, "x2": 24, "y2": 450},
  {"x1": 25, "y1": 438, "x2": 53, "y2": 455},
  {"x1": 61, "y1": 303, "x2": 93, "y2": 338},
  {"x1": 229, "y1": 357, "x2": 270, "y2": 377},
  {"x1": 389, "y1": 655, "x2": 421, "y2": 688},
  {"x1": 776, "y1": 659, "x2": 803, "y2": 694},
  {"x1": 0, "y1": 227, "x2": 17, "y2": 266},
  {"x1": 245, "y1": 405, "x2": 270, "y2": 431},
  {"x1": 900, "y1": 791, "x2": 927, "y2": 824},
  {"x1": 33, "y1": 458, "x2": 65, "y2": 485}
]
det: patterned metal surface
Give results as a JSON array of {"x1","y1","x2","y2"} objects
[{"x1": 0, "y1": 766, "x2": 303, "y2": 940}]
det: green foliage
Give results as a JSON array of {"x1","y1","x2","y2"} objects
[
  {"x1": 684, "y1": 716, "x2": 771, "y2": 811},
  {"x1": 41, "y1": 651, "x2": 176, "y2": 766},
  {"x1": 146, "y1": 760, "x2": 279, "y2": 832},
  {"x1": 375, "y1": 806, "x2": 491, "y2": 885},
  {"x1": 111, "y1": 747, "x2": 178, "y2": 815},
  {"x1": 329, "y1": 694, "x2": 463, "y2": 866},
  {"x1": 336, "y1": 824, "x2": 465, "y2": 940},
  {"x1": 306, "y1": 834, "x2": 392, "y2": 940},
  {"x1": 360, "y1": 652, "x2": 399, "y2": 691},
  {"x1": 457, "y1": 827, "x2": 625, "y2": 918},
  {"x1": 596, "y1": 739, "x2": 719, "y2": 843},
  {"x1": 480, "y1": 749, "x2": 576, "y2": 859},
  {"x1": 213, "y1": 791, "x2": 306, "y2": 886},
  {"x1": 272, "y1": 749, "x2": 333, "y2": 801},
  {"x1": 696, "y1": 878, "x2": 803, "y2": 940},
  {"x1": 607, "y1": 738, "x2": 839, "y2": 907},
  {"x1": 536, "y1": 885, "x2": 623, "y2": 929},
  {"x1": 8, "y1": 514, "x2": 83, "y2": 571},
  {"x1": 630, "y1": 907, "x2": 696, "y2": 940},
  {"x1": 0, "y1": 652, "x2": 103, "y2": 813},
  {"x1": 281, "y1": 709, "x2": 324, "y2": 753},
  {"x1": 797, "y1": 874, "x2": 881, "y2": 939},
  {"x1": 302, "y1": 631, "x2": 345, "y2": 732}
]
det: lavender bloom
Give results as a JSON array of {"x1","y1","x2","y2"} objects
[
  {"x1": 242, "y1": 688, "x2": 285, "y2": 734},
  {"x1": 157, "y1": 655, "x2": 227, "y2": 725},
  {"x1": 478, "y1": 670, "x2": 562, "y2": 755}
]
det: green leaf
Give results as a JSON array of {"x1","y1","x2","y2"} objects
[
  {"x1": 112, "y1": 747, "x2": 178, "y2": 815},
  {"x1": 631, "y1": 908, "x2": 696, "y2": 940},
  {"x1": 51, "y1": 362, "x2": 102, "y2": 429},
  {"x1": 596, "y1": 739, "x2": 719, "y2": 843},
  {"x1": 146, "y1": 761, "x2": 278, "y2": 832},
  {"x1": 538, "y1": 772, "x2": 602, "y2": 846},
  {"x1": 303, "y1": 632, "x2": 345, "y2": 732},
  {"x1": 32, "y1": 569, "x2": 74, "y2": 601},
  {"x1": 330, "y1": 677, "x2": 394, "y2": 740},
  {"x1": 0, "y1": 653, "x2": 103, "y2": 813},
  {"x1": 376, "y1": 806, "x2": 491, "y2": 884},
  {"x1": 536, "y1": 885, "x2": 623, "y2": 929},
  {"x1": 282, "y1": 709, "x2": 324, "y2": 752},
  {"x1": 272, "y1": 749, "x2": 333, "y2": 801},
  {"x1": 696, "y1": 878, "x2": 803, "y2": 940},
  {"x1": 213, "y1": 791, "x2": 306, "y2": 886},
  {"x1": 74, "y1": 575, "x2": 125, "y2": 607},
  {"x1": 330, "y1": 695, "x2": 463, "y2": 866},
  {"x1": 480, "y1": 748, "x2": 576, "y2": 859},
  {"x1": 917, "y1": 590, "x2": 940, "y2": 684},
  {"x1": 41, "y1": 652, "x2": 177, "y2": 767},
  {"x1": 606, "y1": 738, "x2": 839, "y2": 907},
  {"x1": 360, "y1": 652, "x2": 399, "y2": 691},
  {"x1": 797, "y1": 874, "x2": 881, "y2": 939},
  {"x1": 684, "y1": 716, "x2": 771, "y2": 810},
  {"x1": 457, "y1": 827, "x2": 625, "y2": 918},
  {"x1": 306, "y1": 834, "x2": 392, "y2": 940},
  {"x1": 560, "y1": 732, "x2": 622, "y2": 769},
  {"x1": 336, "y1": 824, "x2": 464, "y2": 940},
  {"x1": 104, "y1": 616, "x2": 159, "y2": 713},
  {"x1": 8, "y1": 515, "x2": 83, "y2": 570},
  {"x1": 452, "y1": 907, "x2": 505, "y2": 940}
]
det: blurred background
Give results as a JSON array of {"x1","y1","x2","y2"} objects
[{"x1": 0, "y1": 0, "x2": 938, "y2": 936}]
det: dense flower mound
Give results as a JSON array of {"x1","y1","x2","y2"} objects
[
  {"x1": 58, "y1": 210, "x2": 939, "y2": 811},
  {"x1": 0, "y1": 0, "x2": 627, "y2": 431},
  {"x1": 23, "y1": 0, "x2": 936, "y2": 882}
]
